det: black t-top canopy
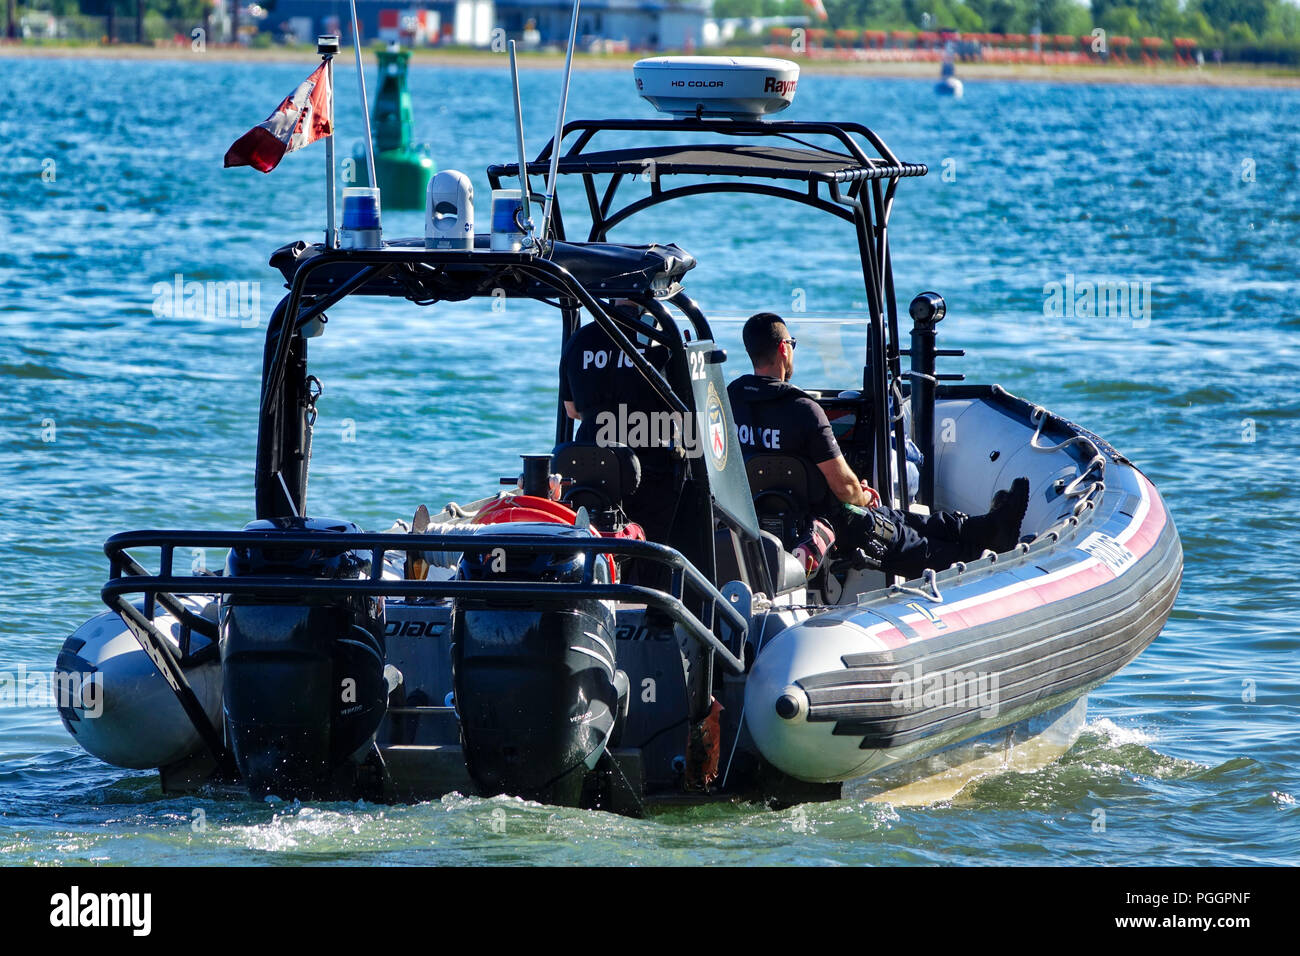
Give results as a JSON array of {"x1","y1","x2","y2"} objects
[
  {"x1": 268, "y1": 238, "x2": 697, "y2": 302},
  {"x1": 489, "y1": 142, "x2": 927, "y2": 184}
]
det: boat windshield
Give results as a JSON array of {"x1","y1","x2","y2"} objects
[{"x1": 709, "y1": 312, "x2": 870, "y2": 392}]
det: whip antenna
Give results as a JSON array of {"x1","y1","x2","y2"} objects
[
  {"x1": 508, "y1": 40, "x2": 534, "y2": 245},
  {"x1": 539, "y1": 0, "x2": 581, "y2": 244},
  {"x1": 348, "y1": 0, "x2": 377, "y2": 190}
]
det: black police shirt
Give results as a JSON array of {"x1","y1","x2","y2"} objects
[
  {"x1": 727, "y1": 373, "x2": 841, "y2": 465},
  {"x1": 560, "y1": 321, "x2": 671, "y2": 443}
]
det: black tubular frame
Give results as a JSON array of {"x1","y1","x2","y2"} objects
[
  {"x1": 101, "y1": 545, "x2": 231, "y2": 772},
  {"x1": 256, "y1": 247, "x2": 690, "y2": 521},
  {"x1": 103, "y1": 529, "x2": 749, "y2": 676},
  {"x1": 487, "y1": 116, "x2": 928, "y2": 511}
]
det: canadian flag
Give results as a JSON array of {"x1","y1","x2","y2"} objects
[
  {"x1": 803, "y1": 0, "x2": 828, "y2": 20},
  {"x1": 224, "y1": 62, "x2": 333, "y2": 173}
]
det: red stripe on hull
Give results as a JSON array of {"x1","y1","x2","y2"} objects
[{"x1": 866, "y1": 473, "x2": 1169, "y2": 647}]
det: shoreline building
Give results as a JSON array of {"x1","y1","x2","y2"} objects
[
  {"x1": 263, "y1": 0, "x2": 709, "y2": 51},
  {"x1": 494, "y1": 0, "x2": 710, "y2": 51},
  {"x1": 266, "y1": 0, "x2": 497, "y2": 47}
]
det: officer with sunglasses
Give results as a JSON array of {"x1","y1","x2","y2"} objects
[{"x1": 729, "y1": 312, "x2": 1027, "y2": 580}]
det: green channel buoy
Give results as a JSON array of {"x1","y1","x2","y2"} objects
[{"x1": 355, "y1": 45, "x2": 436, "y2": 210}]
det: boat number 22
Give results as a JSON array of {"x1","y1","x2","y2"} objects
[{"x1": 688, "y1": 350, "x2": 706, "y2": 381}]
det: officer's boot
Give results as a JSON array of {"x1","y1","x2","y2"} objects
[
  {"x1": 836, "y1": 502, "x2": 901, "y2": 569},
  {"x1": 959, "y1": 477, "x2": 1030, "y2": 560}
]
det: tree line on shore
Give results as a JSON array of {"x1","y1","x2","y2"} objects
[
  {"x1": 10, "y1": 1, "x2": 219, "y2": 43},
  {"x1": 718, "y1": 0, "x2": 1299, "y2": 50},
  {"x1": 10, "y1": 0, "x2": 1300, "y2": 62}
]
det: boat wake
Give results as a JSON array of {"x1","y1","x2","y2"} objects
[{"x1": 950, "y1": 718, "x2": 1208, "y2": 810}]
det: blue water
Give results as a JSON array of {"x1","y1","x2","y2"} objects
[{"x1": 1, "y1": 56, "x2": 1297, "y2": 865}]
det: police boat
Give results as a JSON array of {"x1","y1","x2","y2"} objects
[{"x1": 55, "y1": 56, "x2": 1181, "y2": 811}]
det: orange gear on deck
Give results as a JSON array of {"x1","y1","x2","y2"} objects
[
  {"x1": 472, "y1": 494, "x2": 618, "y2": 581},
  {"x1": 472, "y1": 494, "x2": 578, "y2": 526}
]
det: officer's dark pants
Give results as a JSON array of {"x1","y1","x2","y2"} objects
[{"x1": 834, "y1": 506, "x2": 968, "y2": 581}]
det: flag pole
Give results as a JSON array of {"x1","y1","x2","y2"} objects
[
  {"x1": 539, "y1": 0, "x2": 581, "y2": 245},
  {"x1": 318, "y1": 35, "x2": 340, "y2": 249},
  {"x1": 348, "y1": 0, "x2": 378, "y2": 191}
]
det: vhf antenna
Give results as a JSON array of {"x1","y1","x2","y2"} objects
[
  {"x1": 348, "y1": 0, "x2": 377, "y2": 190},
  {"x1": 539, "y1": 0, "x2": 581, "y2": 246},
  {"x1": 508, "y1": 40, "x2": 535, "y2": 248}
]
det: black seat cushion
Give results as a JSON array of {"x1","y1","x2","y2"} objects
[
  {"x1": 552, "y1": 442, "x2": 642, "y2": 512},
  {"x1": 746, "y1": 454, "x2": 831, "y2": 507},
  {"x1": 745, "y1": 453, "x2": 831, "y2": 549}
]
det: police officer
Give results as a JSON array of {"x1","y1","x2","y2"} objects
[
  {"x1": 729, "y1": 312, "x2": 1029, "y2": 580},
  {"x1": 560, "y1": 302, "x2": 671, "y2": 442},
  {"x1": 563, "y1": 304, "x2": 729, "y2": 789},
  {"x1": 559, "y1": 302, "x2": 680, "y2": 544}
]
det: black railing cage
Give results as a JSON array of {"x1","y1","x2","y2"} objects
[{"x1": 101, "y1": 528, "x2": 751, "y2": 772}]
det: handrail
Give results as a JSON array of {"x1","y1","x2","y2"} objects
[
  {"x1": 1027, "y1": 404, "x2": 1107, "y2": 498},
  {"x1": 102, "y1": 530, "x2": 748, "y2": 675},
  {"x1": 105, "y1": 546, "x2": 218, "y2": 646}
]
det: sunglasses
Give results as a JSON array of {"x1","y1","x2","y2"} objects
[{"x1": 783, "y1": 338, "x2": 797, "y2": 350}]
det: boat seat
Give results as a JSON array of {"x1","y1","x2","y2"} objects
[
  {"x1": 551, "y1": 442, "x2": 641, "y2": 530},
  {"x1": 745, "y1": 453, "x2": 832, "y2": 553},
  {"x1": 714, "y1": 526, "x2": 806, "y2": 598}
]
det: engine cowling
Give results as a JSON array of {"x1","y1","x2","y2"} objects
[
  {"x1": 220, "y1": 516, "x2": 387, "y2": 798},
  {"x1": 452, "y1": 511, "x2": 621, "y2": 806}
]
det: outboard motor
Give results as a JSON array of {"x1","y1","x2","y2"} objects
[
  {"x1": 453, "y1": 515, "x2": 623, "y2": 806},
  {"x1": 220, "y1": 517, "x2": 387, "y2": 798}
]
